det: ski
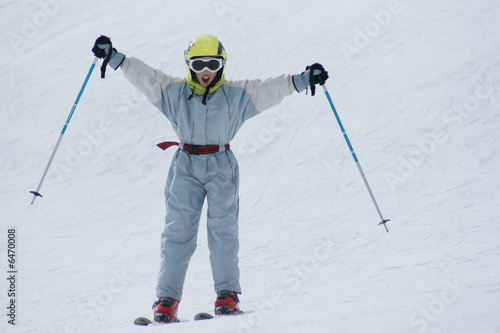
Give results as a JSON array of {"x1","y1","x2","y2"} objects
[
  {"x1": 134, "y1": 317, "x2": 154, "y2": 326},
  {"x1": 194, "y1": 312, "x2": 214, "y2": 320},
  {"x1": 134, "y1": 310, "x2": 252, "y2": 326},
  {"x1": 194, "y1": 310, "x2": 252, "y2": 321},
  {"x1": 134, "y1": 316, "x2": 185, "y2": 326}
]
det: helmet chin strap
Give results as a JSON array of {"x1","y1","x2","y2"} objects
[{"x1": 202, "y1": 85, "x2": 211, "y2": 105}]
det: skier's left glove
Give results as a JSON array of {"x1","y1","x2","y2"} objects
[
  {"x1": 292, "y1": 63, "x2": 329, "y2": 96},
  {"x1": 92, "y1": 35, "x2": 125, "y2": 78}
]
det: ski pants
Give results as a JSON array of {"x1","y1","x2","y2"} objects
[{"x1": 156, "y1": 148, "x2": 241, "y2": 300}]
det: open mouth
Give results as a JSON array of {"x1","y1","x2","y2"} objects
[{"x1": 202, "y1": 75, "x2": 210, "y2": 84}]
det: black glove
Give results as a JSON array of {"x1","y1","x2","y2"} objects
[
  {"x1": 306, "y1": 63, "x2": 329, "y2": 96},
  {"x1": 92, "y1": 35, "x2": 125, "y2": 78},
  {"x1": 92, "y1": 35, "x2": 112, "y2": 59}
]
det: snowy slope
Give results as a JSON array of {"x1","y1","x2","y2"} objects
[{"x1": 1, "y1": 0, "x2": 500, "y2": 332}]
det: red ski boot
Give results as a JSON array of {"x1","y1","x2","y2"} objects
[
  {"x1": 153, "y1": 297, "x2": 179, "y2": 323},
  {"x1": 215, "y1": 290, "x2": 242, "y2": 315}
]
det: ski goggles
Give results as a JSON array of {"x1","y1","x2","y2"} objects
[{"x1": 186, "y1": 57, "x2": 226, "y2": 73}]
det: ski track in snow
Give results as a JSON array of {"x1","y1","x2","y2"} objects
[{"x1": 1, "y1": 0, "x2": 500, "y2": 332}]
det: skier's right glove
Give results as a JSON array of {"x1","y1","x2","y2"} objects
[
  {"x1": 292, "y1": 63, "x2": 329, "y2": 96},
  {"x1": 92, "y1": 35, "x2": 125, "y2": 78},
  {"x1": 307, "y1": 63, "x2": 328, "y2": 96}
]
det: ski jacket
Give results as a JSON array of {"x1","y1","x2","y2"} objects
[{"x1": 121, "y1": 57, "x2": 296, "y2": 145}]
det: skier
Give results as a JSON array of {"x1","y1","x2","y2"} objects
[{"x1": 92, "y1": 34, "x2": 328, "y2": 322}]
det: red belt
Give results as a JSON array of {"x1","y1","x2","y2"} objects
[{"x1": 157, "y1": 141, "x2": 230, "y2": 155}]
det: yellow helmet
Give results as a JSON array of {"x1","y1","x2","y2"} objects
[
  {"x1": 184, "y1": 34, "x2": 226, "y2": 60},
  {"x1": 184, "y1": 34, "x2": 226, "y2": 96}
]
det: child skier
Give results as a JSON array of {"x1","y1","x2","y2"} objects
[{"x1": 92, "y1": 34, "x2": 328, "y2": 322}]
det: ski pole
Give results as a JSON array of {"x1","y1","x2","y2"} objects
[
  {"x1": 322, "y1": 84, "x2": 390, "y2": 232},
  {"x1": 30, "y1": 57, "x2": 99, "y2": 205}
]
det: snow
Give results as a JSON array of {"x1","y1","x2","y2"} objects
[{"x1": 1, "y1": 0, "x2": 500, "y2": 332}]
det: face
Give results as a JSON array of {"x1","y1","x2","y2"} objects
[{"x1": 195, "y1": 70, "x2": 217, "y2": 88}]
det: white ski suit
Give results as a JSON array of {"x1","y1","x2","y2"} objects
[{"x1": 121, "y1": 57, "x2": 297, "y2": 300}]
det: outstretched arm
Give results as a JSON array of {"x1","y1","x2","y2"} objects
[
  {"x1": 226, "y1": 75, "x2": 296, "y2": 115},
  {"x1": 225, "y1": 63, "x2": 329, "y2": 123},
  {"x1": 121, "y1": 57, "x2": 184, "y2": 105},
  {"x1": 92, "y1": 36, "x2": 184, "y2": 120}
]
